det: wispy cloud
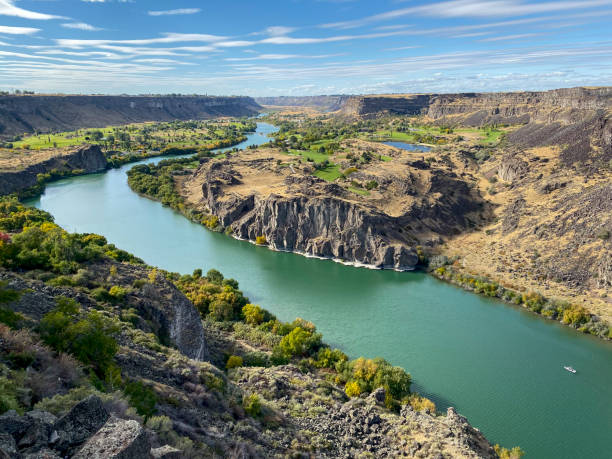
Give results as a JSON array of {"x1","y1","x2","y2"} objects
[
  {"x1": 479, "y1": 33, "x2": 541, "y2": 42},
  {"x1": 322, "y1": 0, "x2": 612, "y2": 29},
  {"x1": 0, "y1": 25, "x2": 40, "y2": 35},
  {"x1": 61, "y1": 22, "x2": 102, "y2": 31},
  {"x1": 0, "y1": 0, "x2": 66, "y2": 20},
  {"x1": 148, "y1": 8, "x2": 201, "y2": 17},
  {"x1": 225, "y1": 53, "x2": 343, "y2": 61}
]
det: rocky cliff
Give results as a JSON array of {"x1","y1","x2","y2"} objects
[
  {"x1": 0, "y1": 145, "x2": 107, "y2": 196},
  {"x1": 339, "y1": 87, "x2": 612, "y2": 125},
  {"x1": 0, "y1": 95, "x2": 261, "y2": 138}
]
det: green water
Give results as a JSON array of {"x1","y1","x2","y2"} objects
[{"x1": 26, "y1": 123, "x2": 612, "y2": 458}]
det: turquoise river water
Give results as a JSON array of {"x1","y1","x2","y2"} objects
[{"x1": 26, "y1": 123, "x2": 612, "y2": 458}]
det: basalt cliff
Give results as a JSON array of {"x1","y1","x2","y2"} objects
[
  {"x1": 0, "y1": 144, "x2": 107, "y2": 196},
  {"x1": 338, "y1": 87, "x2": 612, "y2": 125},
  {"x1": 0, "y1": 95, "x2": 261, "y2": 138}
]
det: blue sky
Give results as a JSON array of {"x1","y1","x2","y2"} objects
[{"x1": 1, "y1": 0, "x2": 612, "y2": 95}]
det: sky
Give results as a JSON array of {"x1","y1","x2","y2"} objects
[{"x1": 1, "y1": 0, "x2": 612, "y2": 95}]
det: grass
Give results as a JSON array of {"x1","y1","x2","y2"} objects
[
  {"x1": 13, "y1": 127, "x2": 116, "y2": 149},
  {"x1": 286, "y1": 149, "x2": 330, "y2": 164},
  {"x1": 313, "y1": 164, "x2": 342, "y2": 181},
  {"x1": 480, "y1": 129, "x2": 503, "y2": 144},
  {"x1": 347, "y1": 186, "x2": 370, "y2": 196}
]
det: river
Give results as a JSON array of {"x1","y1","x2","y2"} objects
[{"x1": 26, "y1": 123, "x2": 612, "y2": 458}]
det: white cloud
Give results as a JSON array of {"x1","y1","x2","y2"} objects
[
  {"x1": 0, "y1": 25, "x2": 39, "y2": 35},
  {"x1": 56, "y1": 33, "x2": 227, "y2": 48},
  {"x1": 265, "y1": 26, "x2": 296, "y2": 36},
  {"x1": 148, "y1": 8, "x2": 201, "y2": 16},
  {"x1": 0, "y1": 0, "x2": 66, "y2": 20},
  {"x1": 61, "y1": 22, "x2": 102, "y2": 31},
  {"x1": 322, "y1": 0, "x2": 612, "y2": 29}
]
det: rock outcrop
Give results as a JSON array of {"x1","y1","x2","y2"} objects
[
  {"x1": 73, "y1": 417, "x2": 149, "y2": 459},
  {"x1": 0, "y1": 145, "x2": 107, "y2": 196},
  {"x1": 0, "y1": 95, "x2": 261, "y2": 138},
  {"x1": 178, "y1": 143, "x2": 486, "y2": 270}
]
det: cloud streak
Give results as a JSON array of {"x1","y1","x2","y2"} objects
[
  {"x1": 322, "y1": 0, "x2": 612, "y2": 29},
  {"x1": 0, "y1": 0, "x2": 66, "y2": 20},
  {"x1": 148, "y1": 8, "x2": 201, "y2": 16}
]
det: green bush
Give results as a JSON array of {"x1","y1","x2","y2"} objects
[
  {"x1": 243, "y1": 393, "x2": 262, "y2": 417},
  {"x1": 242, "y1": 304, "x2": 265, "y2": 325},
  {"x1": 39, "y1": 296, "x2": 119, "y2": 380},
  {"x1": 278, "y1": 326, "x2": 322, "y2": 359},
  {"x1": 124, "y1": 380, "x2": 158, "y2": 419},
  {"x1": 226, "y1": 355, "x2": 243, "y2": 369}
]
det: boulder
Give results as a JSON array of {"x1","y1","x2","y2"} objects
[
  {"x1": 73, "y1": 417, "x2": 150, "y2": 459},
  {"x1": 18, "y1": 411, "x2": 57, "y2": 451},
  {"x1": 52, "y1": 395, "x2": 109, "y2": 453},
  {"x1": 0, "y1": 410, "x2": 31, "y2": 438},
  {"x1": 150, "y1": 445, "x2": 182, "y2": 459}
]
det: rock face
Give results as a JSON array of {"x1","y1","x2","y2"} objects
[
  {"x1": 52, "y1": 396, "x2": 110, "y2": 454},
  {"x1": 73, "y1": 417, "x2": 149, "y2": 459},
  {"x1": 0, "y1": 145, "x2": 107, "y2": 196},
  {"x1": 139, "y1": 274, "x2": 209, "y2": 361},
  {"x1": 339, "y1": 87, "x2": 612, "y2": 125},
  {"x1": 231, "y1": 194, "x2": 419, "y2": 270},
  {"x1": 0, "y1": 95, "x2": 261, "y2": 138}
]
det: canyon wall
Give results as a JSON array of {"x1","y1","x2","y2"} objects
[
  {"x1": 0, "y1": 95, "x2": 261, "y2": 138},
  {"x1": 339, "y1": 87, "x2": 612, "y2": 125},
  {"x1": 0, "y1": 144, "x2": 107, "y2": 196}
]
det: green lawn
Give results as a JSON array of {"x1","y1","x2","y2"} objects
[
  {"x1": 13, "y1": 127, "x2": 116, "y2": 149},
  {"x1": 313, "y1": 164, "x2": 342, "y2": 181},
  {"x1": 286, "y1": 149, "x2": 330, "y2": 164}
]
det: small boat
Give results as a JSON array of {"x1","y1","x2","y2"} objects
[{"x1": 564, "y1": 366, "x2": 577, "y2": 374}]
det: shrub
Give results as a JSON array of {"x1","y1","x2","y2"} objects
[
  {"x1": 278, "y1": 326, "x2": 322, "y2": 359},
  {"x1": 314, "y1": 347, "x2": 348, "y2": 370},
  {"x1": 243, "y1": 393, "x2": 262, "y2": 417},
  {"x1": 124, "y1": 380, "x2": 157, "y2": 420},
  {"x1": 39, "y1": 297, "x2": 119, "y2": 380},
  {"x1": 494, "y1": 445, "x2": 525, "y2": 459},
  {"x1": 345, "y1": 381, "x2": 361, "y2": 398},
  {"x1": 242, "y1": 351, "x2": 270, "y2": 367},
  {"x1": 342, "y1": 357, "x2": 411, "y2": 401},
  {"x1": 226, "y1": 355, "x2": 243, "y2": 369},
  {"x1": 406, "y1": 394, "x2": 436, "y2": 413},
  {"x1": 108, "y1": 285, "x2": 128, "y2": 301},
  {"x1": 242, "y1": 303, "x2": 265, "y2": 325},
  {"x1": 255, "y1": 235, "x2": 267, "y2": 245},
  {"x1": 562, "y1": 305, "x2": 589, "y2": 326}
]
